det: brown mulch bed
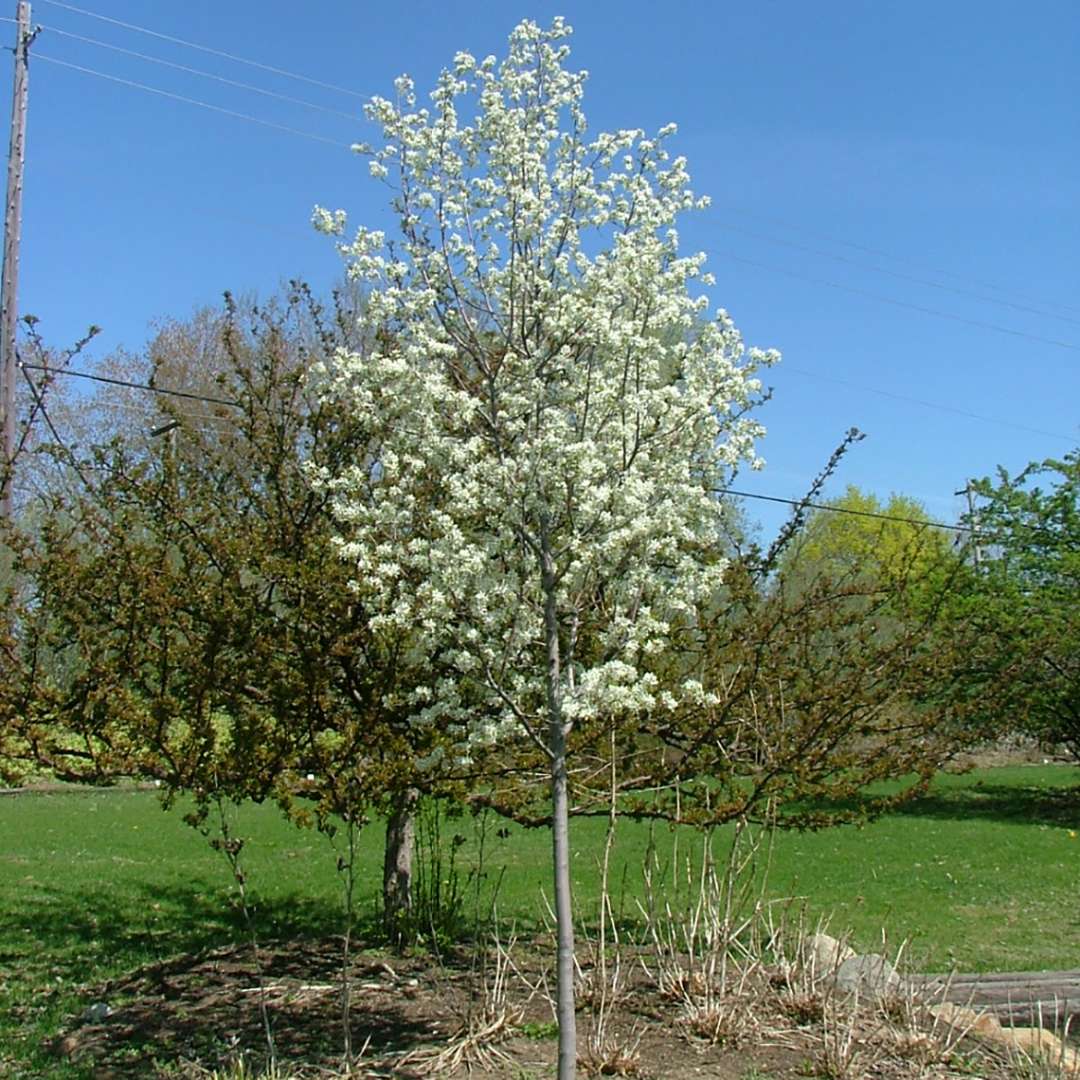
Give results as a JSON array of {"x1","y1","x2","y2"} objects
[{"x1": 47, "y1": 937, "x2": 1041, "y2": 1079}]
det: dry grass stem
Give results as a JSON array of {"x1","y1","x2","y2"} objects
[{"x1": 400, "y1": 926, "x2": 525, "y2": 1076}]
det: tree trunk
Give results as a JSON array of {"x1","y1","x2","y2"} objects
[
  {"x1": 549, "y1": 717, "x2": 577, "y2": 1079},
  {"x1": 382, "y1": 786, "x2": 418, "y2": 942},
  {"x1": 542, "y1": 529, "x2": 577, "y2": 1080}
]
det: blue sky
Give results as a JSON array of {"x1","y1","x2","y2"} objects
[{"x1": 6, "y1": 0, "x2": 1078, "y2": 539}]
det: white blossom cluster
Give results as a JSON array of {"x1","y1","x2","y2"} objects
[{"x1": 311, "y1": 18, "x2": 779, "y2": 762}]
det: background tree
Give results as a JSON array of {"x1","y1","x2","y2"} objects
[
  {"x1": 954, "y1": 451, "x2": 1080, "y2": 760},
  {"x1": 459, "y1": 442, "x2": 980, "y2": 834},
  {"x1": 0, "y1": 284, "x2": 469, "y2": 931},
  {"x1": 781, "y1": 484, "x2": 957, "y2": 595}
]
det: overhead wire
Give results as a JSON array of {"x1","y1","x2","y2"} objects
[
  {"x1": 707, "y1": 247, "x2": 1080, "y2": 353},
  {"x1": 40, "y1": 25, "x2": 360, "y2": 122},
  {"x1": 80, "y1": 396, "x2": 239, "y2": 428},
  {"x1": 37, "y1": 0, "x2": 369, "y2": 99},
  {"x1": 716, "y1": 205, "x2": 1080, "y2": 319},
  {"x1": 779, "y1": 366, "x2": 1076, "y2": 444},
  {"x1": 18, "y1": 360, "x2": 93, "y2": 490},
  {"x1": 34, "y1": 55, "x2": 351, "y2": 148},
  {"x1": 18, "y1": 362, "x2": 243, "y2": 408},
  {"x1": 707, "y1": 219, "x2": 1080, "y2": 329},
  {"x1": 19, "y1": 8, "x2": 1078, "y2": 451},
  {"x1": 716, "y1": 486, "x2": 972, "y2": 534}
]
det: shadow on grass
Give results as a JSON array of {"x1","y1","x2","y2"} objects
[
  {"x1": 2, "y1": 880, "x2": 462, "y2": 1078},
  {"x1": 891, "y1": 779, "x2": 1080, "y2": 828},
  {"x1": 783, "y1": 774, "x2": 1080, "y2": 830},
  {"x1": 0, "y1": 875, "x2": 360, "y2": 988},
  {"x1": 798, "y1": 778, "x2": 1079, "y2": 830},
  {"x1": 0, "y1": 876, "x2": 380, "y2": 1078}
]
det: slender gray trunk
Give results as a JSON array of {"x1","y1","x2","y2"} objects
[
  {"x1": 549, "y1": 717, "x2": 577, "y2": 1079},
  {"x1": 542, "y1": 531, "x2": 577, "y2": 1080},
  {"x1": 382, "y1": 785, "x2": 418, "y2": 941}
]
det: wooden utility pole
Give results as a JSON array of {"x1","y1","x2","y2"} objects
[
  {"x1": 956, "y1": 480, "x2": 983, "y2": 570},
  {"x1": 1, "y1": 1, "x2": 32, "y2": 520}
]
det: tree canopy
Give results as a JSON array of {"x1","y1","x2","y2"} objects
[
  {"x1": 958, "y1": 451, "x2": 1080, "y2": 759},
  {"x1": 312, "y1": 19, "x2": 779, "y2": 1075},
  {"x1": 783, "y1": 485, "x2": 956, "y2": 592},
  {"x1": 0, "y1": 287, "x2": 482, "y2": 934},
  {"x1": 308, "y1": 18, "x2": 989, "y2": 1074}
]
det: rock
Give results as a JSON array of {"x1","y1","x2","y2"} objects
[
  {"x1": 833, "y1": 953, "x2": 901, "y2": 997},
  {"x1": 81, "y1": 1002, "x2": 111, "y2": 1023},
  {"x1": 1001, "y1": 1026, "x2": 1080, "y2": 1073},
  {"x1": 929, "y1": 1001, "x2": 1002, "y2": 1036},
  {"x1": 808, "y1": 932, "x2": 856, "y2": 973},
  {"x1": 930, "y1": 1003, "x2": 1080, "y2": 1074}
]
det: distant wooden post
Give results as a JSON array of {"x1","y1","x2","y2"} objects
[
  {"x1": 1, "y1": 1, "x2": 33, "y2": 519},
  {"x1": 955, "y1": 481, "x2": 983, "y2": 570}
]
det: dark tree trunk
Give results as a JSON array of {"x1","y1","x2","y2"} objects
[{"x1": 382, "y1": 786, "x2": 419, "y2": 941}]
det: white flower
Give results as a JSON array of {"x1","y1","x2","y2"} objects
[
  {"x1": 315, "y1": 15, "x2": 777, "y2": 753},
  {"x1": 311, "y1": 206, "x2": 347, "y2": 235}
]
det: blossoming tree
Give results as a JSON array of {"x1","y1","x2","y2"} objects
[{"x1": 315, "y1": 20, "x2": 775, "y2": 1076}]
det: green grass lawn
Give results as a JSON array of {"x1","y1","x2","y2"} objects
[
  {"x1": 0, "y1": 765, "x2": 1077, "y2": 1076},
  {"x1": 420, "y1": 764, "x2": 1080, "y2": 974}
]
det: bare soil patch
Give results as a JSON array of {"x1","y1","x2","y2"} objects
[
  {"x1": 49, "y1": 937, "x2": 1036, "y2": 1079},
  {"x1": 950, "y1": 740, "x2": 1075, "y2": 770}
]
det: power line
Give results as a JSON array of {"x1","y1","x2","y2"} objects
[
  {"x1": 708, "y1": 219, "x2": 1080, "y2": 330},
  {"x1": 718, "y1": 486, "x2": 972, "y2": 534},
  {"x1": 21, "y1": 364, "x2": 978, "y2": 534},
  {"x1": 18, "y1": 362, "x2": 243, "y2": 408},
  {"x1": 38, "y1": 0, "x2": 369, "y2": 100},
  {"x1": 19, "y1": 28, "x2": 1079, "y2": 449},
  {"x1": 708, "y1": 248, "x2": 1080, "y2": 353},
  {"x1": 82, "y1": 396, "x2": 238, "y2": 427},
  {"x1": 781, "y1": 365, "x2": 1077, "y2": 444},
  {"x1": 717, "y1": 205, "x2": 1080, "y2": 319},
  {"x1": 41, "y1": 25, "x2": 359, "y2": 122},
  {"x1": 19, "y1": 362, "x2": 92, "y2": 490},
  {"x1": 35, "y1": 54, "x2": 350, "y2": 148}
]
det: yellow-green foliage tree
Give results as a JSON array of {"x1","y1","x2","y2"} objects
[{"x1": 787, "y1": 485, "x2": 956, "y2": 591}]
